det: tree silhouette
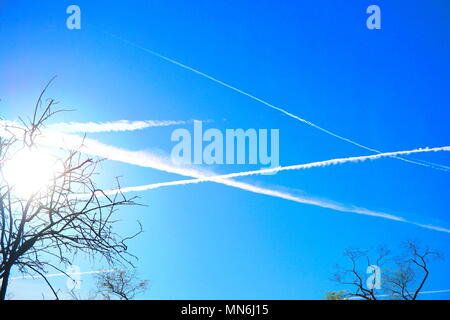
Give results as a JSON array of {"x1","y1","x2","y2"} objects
[
  {"x1": 0, "y1": 80, "x2": 142, "y2": 299},
  {"x1": 94, "y1": 269, "x2": 149, "y2": 300},
  {"x1": 329, "y1": 240, "x2": 443, "y2": 300}
]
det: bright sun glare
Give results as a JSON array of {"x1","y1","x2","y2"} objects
[{"x1": 3, "y1": 148, "x2": 62, "y2": 199}]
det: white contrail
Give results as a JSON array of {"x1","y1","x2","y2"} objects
[
  {"x1": 13, "y1": 267, "x2": 450, "y2": 299},
  {"x1": 91, "y1": 26, "x2": 450, "y2": 173},
  {"x1": 416, "y1": 289, "x2": 450, "y2": 295},
  {"x1": 0, "y1": 121, "x2": 208, "y2": 178},
  {"x1": 1, "y1": 123, "x2": 449, "y2": 234},
  {"x1": 46, "y1": 119, "x2": 188, "y2": 133},
  {"x1": 110, "y1": 174, "x2": 450, "y2": 234},
  {"x1": 104, "y1": 146, "x2": 449, "y2": 193},
  {"x1": 90, "y1": 147, "x2": 450, "y2": 234},
  {"x1": 349, "y1": 289, "x2": 450, "y2": 299},
  {"x1": 10, "y1": 269, "x2": 120, "y2": 281}
]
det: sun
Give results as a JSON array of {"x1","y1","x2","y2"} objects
[{"x1": 2, "y1": 147, "x2": 62, "y2": 199}]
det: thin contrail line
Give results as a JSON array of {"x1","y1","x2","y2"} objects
[
  {"x1": 14, "y1": 266, "x2": 450, "y2": 298},
  {"x1": 91, "y1": 26, "x2": 450, "y2": 173},
  {"x1": 1, "y1": 124, "x2": 449, "y2": 234},
  {"x1": 416, "y1": 289, "x2": 450, "y2": 295},
  {"x1": 13, "y1": 268, "x2": 450, "y2": 299},
  {"x1": 10, "y1": 269, "x2": 120, "y2": 281},
  {"x1": 349, "y1": 289, "x2": 450, "y2": 299},
  {"x1": 46, "y1": 119, "x2": 188, "y2": 133},
  {"x1": 103, "y1": 176, "x2": 450, "y2": 234},
  {"x1": 101, "y1": 146, "x2": 450, "y2": 194},
  {"x1": 13, "y1": 269, "x2": 450, "y2": 299},
  {"x1": 89, "y1": 146, "x2": 450, "y2": 234}
]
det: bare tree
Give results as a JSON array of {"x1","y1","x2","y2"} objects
[
  {"x1": 0, "y1": 80, "x2": 142, "y2": 300},
  {"x1": 383, "y1": 241, "x2": 442, "y2": 300},
  {"x1": 94, "y1": 269, "x2": 149, "y2": 300},
  {"x1": 330, "y1": 241, "x2": 442, "y2": 300},
  {"x1": 331, "y1": 246, "x2": 389, "y2": 300}
]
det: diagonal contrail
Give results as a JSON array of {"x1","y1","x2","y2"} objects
[
  {"x1": 100, "y1": 146, "x2": 450, "y2": 194},
  {"x1": 14, "y1": 265, "x2": 450, "y2": 300},
  {"x1": 10, "y1": 269, "x2": 120, "y2": 281},
  {"x1": 88, "y1": 146, "x2": 450, "y2": 234},
  {"x1": 1, "y1": 123, "x2": 449, "y2": 234},
  {"x1": 12, "y1": 268, "x2": 450, "y2": 299},
  {"x1": 13, "y1": 268, "x2": 450, "y2": 300},
  {"x1": 91, "y1": 26, "x2": 450, "y2": 173},
  {"x1": 46, "y1": 119, "x2": 189, "y2": 133},
  {"x1": 413, "y1": 289, "x2": 450, "y2": 295},
  {"x1": 349, "y1": 289, "x2": 450, "y2": 299}
]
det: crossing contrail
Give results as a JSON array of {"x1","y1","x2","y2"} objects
[
  {"x1": 106, "y1": 175, "x2": 450, "y2": 234},
  {"x1": 99, "y1": 146, "x2": 450, "y2": 194},
  {"x1": 46, "y1": 119, "x2": 188, "y2": 133},
  {"x1": 86, "y1": 146, "x2": 450, "y2": 234},
  {"x1": 1, "y1": 123, "x2": 449, "y2": 234},
  {"x1": 91, "y1": 26, "x2": 450, "y2": 173}
]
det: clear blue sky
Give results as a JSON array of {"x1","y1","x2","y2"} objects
[{"x1": 1, "y1": 0, "x2": 449, "y2": 299}]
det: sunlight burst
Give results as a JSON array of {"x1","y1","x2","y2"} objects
[{"x1": 3, "y1": 148, "x2": 62, "y2": 199}]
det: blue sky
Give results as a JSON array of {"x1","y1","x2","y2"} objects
[{"x1": 1, "y1": 0, "x2": 449, "y2": 299}]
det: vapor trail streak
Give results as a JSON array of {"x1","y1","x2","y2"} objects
[
  {"x1": 10, "y1": 269, "x2": 120, "y2": 281},
  {"x1": 105, "y1": 175, "x2": 450, "y2": 234},
  {"x1": 92, "y1": 26, "x2": 450, "y2": 173},
  {"x1": 104, "y1": 146, "x2": 450, "y2": 193},
  {"x1": 415, "y1": 289, "x2": 450, "y2": 295},
  {"x1": 1, "y1": 123, "x2": 449, "y2": 234},
  {"x1": 349, "y1": 289, "x2": 450, "y2": 299},
  {"x1": 91, "y1": 146, "x2": 450, "y2": 234},
  {"x1": 47, "y1": 119, "x2": 188, "y2": 133}
]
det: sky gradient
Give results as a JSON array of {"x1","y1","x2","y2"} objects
[{"x1": 1, "y1": 0, "x2": 449, "y2": 299}]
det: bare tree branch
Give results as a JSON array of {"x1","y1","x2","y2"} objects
[
  {"x1": 330, "y1": 241, "x2": 443, "y2": 300},
  {"x1": 0, "y1": 82, "x2": 143, "y2": 300}
]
